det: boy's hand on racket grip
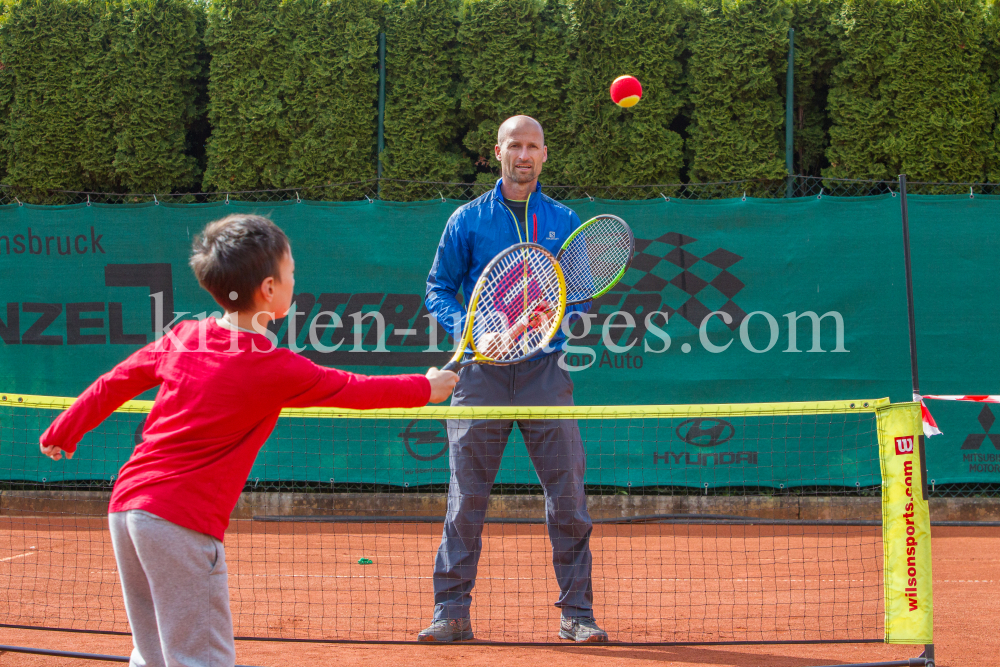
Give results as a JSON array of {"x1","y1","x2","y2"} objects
[
  {"x1": 39, "y1": 441, "x2": 73, "y2": 461},
  {"x1": 425, "y1": 367, "x2": 459, "y2": 403},
  {"x1": 527, "y1": 300, "x2": 553, "y2": 328}
]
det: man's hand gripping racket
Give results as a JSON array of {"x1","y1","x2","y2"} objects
[{"x1": 442, "y1": 243, "x2": 567, "y2": 372}]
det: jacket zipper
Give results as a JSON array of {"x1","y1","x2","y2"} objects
[{"x1": 501, "y1": 191, "x2": 532, "y2": 243}]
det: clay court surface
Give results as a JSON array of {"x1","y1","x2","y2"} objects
[{"x1": 0, "y1": 521, "x2": 996, "y2": 666}]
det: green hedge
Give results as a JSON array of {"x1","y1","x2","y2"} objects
[
  {"x1": 4, "y1": 0, "x2": 1000, "y2": 197},
  {"x1": 380, "y1": 0, "x2": 469, "y2": 201},
  {"x1": 202, "y1": 0, "x2": 285, "y2": 192},
  {"x1": 204, "y1": 0, "x2": 380, "y2": 197},
  {"x1": 560, "y1": 0, "x2": 686, "y2": 189},
  {"x1": 985, "y1": 0, "x2": 1000, "y2": 181},
  {"x1": 0, "y1": 2, "x2": 9, "y2": 185},
  {"x1": 825, "y1": 0, "x2": 896, "y2": 179},
  {"x1": 888, "y1": 0, "x2": 993, "y2": 182},
  {"x1": 0, "y1": 0, "x2": 202, "y2": 201},
  {"x1": 109, "y1": 0, "x2": 203, "y2": 194},
  {"x1": 685, "y1": 0, "x2": 792, "y2": 186},
  {"x1": 827, "y1": 0, "x2": 994, "y2": 182},
  {"x1": 785, "y1": 0, "x2": 837, "y2": 177},
  {"x1": 456, "y1": 0, "x2": 573, "y2": 186}
]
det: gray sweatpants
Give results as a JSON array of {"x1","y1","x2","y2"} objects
[
  {"x1": 432, "y1": 354, "x2": 595, "y2": 620},
  {"x1": 109, "y1": 510, "x2": 235, "y2": 667}
]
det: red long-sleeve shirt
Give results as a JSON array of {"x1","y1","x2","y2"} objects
[{"x1": 41, "y1": 317, "x2": 430, "y2": 540}]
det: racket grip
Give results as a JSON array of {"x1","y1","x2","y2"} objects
[{"x1": 442, "y1": 359, "x2": 462, "y2": 373}]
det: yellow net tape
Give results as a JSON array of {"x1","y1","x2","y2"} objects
[{"x1": 1, "y1": 392, "x2": 888, "y2": 419}]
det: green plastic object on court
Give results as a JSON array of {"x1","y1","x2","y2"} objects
[
  {"x1": 358, "y1": 557, "x2": 373, "y2": 564},
  {"x1": 557, "y1": 214, "x2": 635, "y2": 305}
]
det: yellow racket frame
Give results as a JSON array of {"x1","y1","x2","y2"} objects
[{"x1": 443, "y1": 243, "x2": 567, "y2": 372}]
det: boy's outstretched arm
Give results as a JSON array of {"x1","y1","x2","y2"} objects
[
  {"x1": 40, "y1": 345, "x2": 160, "y2": 461},
  {"x1": 280, "y1": 353, "x2": 457, "y2": 410}
]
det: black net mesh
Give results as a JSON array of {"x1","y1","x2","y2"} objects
[{"x1": 1, "y1": 401, "x2": 888, "y2": 643}]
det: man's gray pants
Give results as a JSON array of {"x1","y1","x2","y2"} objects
[
  {"x1": 109, "y1": 510, "x2": 235, "y2": 667},
  {"x1": 432, "y1": 354, "x2": 594, "y2": 620}
]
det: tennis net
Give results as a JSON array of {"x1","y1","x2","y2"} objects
[{"x1": 0, "y1": 395, "x2": 930, "y2": 646}]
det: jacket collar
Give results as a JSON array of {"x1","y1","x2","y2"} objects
[{"x1": 492, "y1": 178, "x2": 543, "y2": 210}]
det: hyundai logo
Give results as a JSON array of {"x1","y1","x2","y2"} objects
[{"x1": 676, "y1": 418, "x2": 736, "y2": 447}]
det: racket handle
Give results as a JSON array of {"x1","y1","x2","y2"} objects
[{"x1": 442, "y1": 359, "x2": 462, "y2": 373}]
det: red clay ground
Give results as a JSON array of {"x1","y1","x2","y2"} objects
[{"x1": 1, "y1": 523, "x2": 996, "y2": 666}]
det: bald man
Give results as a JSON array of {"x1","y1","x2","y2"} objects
[{"x1": 421, "y1": 116, "x2": 607, "y2": 643}]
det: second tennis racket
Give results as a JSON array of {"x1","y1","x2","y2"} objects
[{"x1": 557, "y1": 213, "x2": 635, "y2": 304}]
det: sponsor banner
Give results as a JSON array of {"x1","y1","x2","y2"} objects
[
  {"x1": 920, "y1": 400, "x2": 1000, "y2": 485},
  {"x1": 2, "y1": 401, "x2": 882, "y2": 489},
  {"x1": 0, "y1": 197, "x2": 913, "y2": 405},
  {"x1": 909, "y1": 195, "x2": 1000, "y2": 488},
  {"x1": 878, "y1": 403, "x2": 934, "y2": 644},
  {"x1": 2, "y1": 194, "x2": 997, "y2": 487},
  {"x1": 331, "y1": 411, "x2": 880, "y2": 488}
]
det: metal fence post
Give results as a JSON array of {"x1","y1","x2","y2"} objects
[
  {"x1": 377, "y1": 32, "x2": 386, "y2": 197},
  {"x1": 785, "y1": 28, "x2": 794, "y2": 198}
]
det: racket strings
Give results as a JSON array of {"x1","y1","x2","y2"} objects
[
  {"x1": 561, "y1": 217, "x2": 632, "y2": 302},
  {"x1": 472, "y1": 248, "x2": 562, "y2": 363}
]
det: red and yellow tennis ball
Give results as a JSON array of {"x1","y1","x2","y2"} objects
[{"x1": 610, "y1": 75, "x2": 642, "y2": 108}]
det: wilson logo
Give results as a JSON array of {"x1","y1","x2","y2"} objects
[{"x1": 895, "y1": 436, "x2": 914, "y2": 455}]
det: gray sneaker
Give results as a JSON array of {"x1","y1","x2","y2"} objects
[
  {"x1": 559, "y1": 616, "x2": 608, "y2": 642},
  {"x1": 417, "y1": 618, "x2": 474, "y2": 642}
]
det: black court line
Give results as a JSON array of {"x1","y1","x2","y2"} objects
[
  {"x1": 232, "y1": 637, "x2": 890, "y2": 647},
  {"x1": 251, "y1": 513, "x2": 884, "y2": 525},
  {"x1": 0, "y1": 640, "x2": 930, "y2": 667},
  {"x1": 0, "y1": 643, "x2": 258, "y2": 665},
  {"x1": 0, "y1": 627, "x2": 888, "y2": 646},
  {"x1": 814, "y1": 661, "x2": 930, "y2": 667},
  {"x1": 250, "y1": 513, "x2": 1000, "y2": 527}
]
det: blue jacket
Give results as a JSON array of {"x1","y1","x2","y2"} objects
[{"x1": 426, "y1": 179, "x2": 590, "y2": 356}]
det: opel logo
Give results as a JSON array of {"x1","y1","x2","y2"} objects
[
  {"x1": 400, "y1": 420, "x2": 449, "y2": 461},
  {"x1": 676, "y1": 418, "x2": 735, "y2": 447}
]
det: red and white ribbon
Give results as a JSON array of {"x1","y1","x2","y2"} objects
[
  {"x1": 919, "y1": 395, "x2": 1000, "y2": 403},
  {"x1": 918, "y1": 401, "x2": 942, "y2": 438},
  {"x1": 914, "y1": 395, "x2": 1000, "y2": 438}
]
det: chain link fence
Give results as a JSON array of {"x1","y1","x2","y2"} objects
[
  {"x1": 4, "y1": 175, "x2": 1000, "y2": 206},
  {"x1": 2, "y1": 175, "x2": 996, "y2": 499}
]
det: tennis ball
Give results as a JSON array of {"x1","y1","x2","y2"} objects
[{"x1": 610, "y1": 75, "x2": 642, "y2": 108}]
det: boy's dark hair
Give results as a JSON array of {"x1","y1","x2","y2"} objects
[{"x1": 189, "y1": 215, "x2": 290, "y2": 312}]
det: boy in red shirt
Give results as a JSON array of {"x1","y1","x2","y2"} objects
[{"x1": 39, "y1": 214, "x2": 458, "y2": 667}]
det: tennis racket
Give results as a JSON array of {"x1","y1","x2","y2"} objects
[
  {"x1": 557, "y1": 214, "x2": 635, "y2": 304},
  {"x1": 442, "y1": 243, "x2": 567, "y2": 372}
]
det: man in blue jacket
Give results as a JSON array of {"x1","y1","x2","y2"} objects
[{"x1": 420, "y1": 115, "x2": 607, "y2": 643}]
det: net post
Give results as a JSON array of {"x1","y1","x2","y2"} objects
[
  {"x1": 921, "y1": 643, "x2": 935, "y2": 665},
  {"x1": 898, "y1": 174, "x2": 920, "y2": 399}
]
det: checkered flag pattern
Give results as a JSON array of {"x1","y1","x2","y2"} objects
[{"x1": 621, "y1": 232, "x2": 747, "y2": 330}]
